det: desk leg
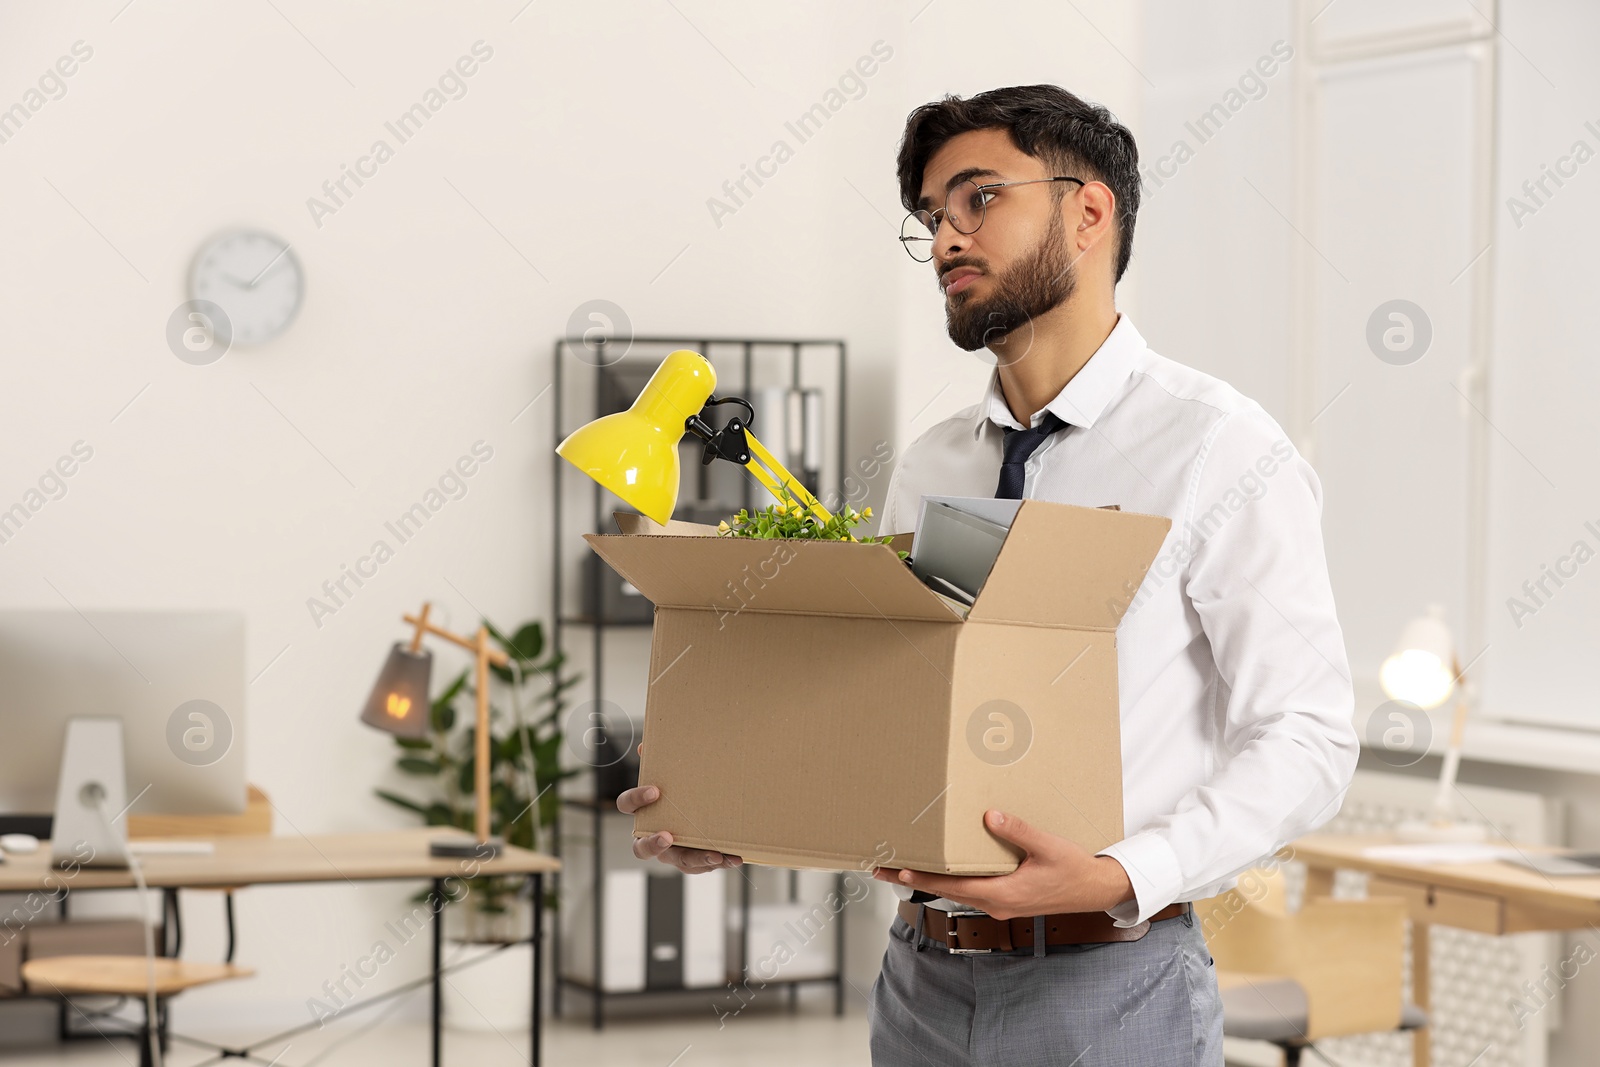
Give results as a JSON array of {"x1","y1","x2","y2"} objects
[
  {"x1": 1412, "y1": 920, "x2": 1431, "y2": 1067},
  {"x1": 1303, "y1": 862, "x2": 1335, "y2": 901},
  {"x1": 432, "y1": 878, "x2": 444, "y2": 1067},
  {"x1": 531, "y1": 873, "x2": 543, "y2": 1067}
]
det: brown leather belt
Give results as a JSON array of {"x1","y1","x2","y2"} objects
[{"x1": 896, "y1": 899, "x2": 1190, "y2": 954}]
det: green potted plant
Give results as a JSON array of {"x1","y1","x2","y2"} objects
[{"x1": 716, "y1": 493, "x2": 909, "y2": 558}]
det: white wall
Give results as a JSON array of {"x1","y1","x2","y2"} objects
[
  {"x1": 1136, "y1": 0, "x2": 1296, "y2": 421},
  {"x1": 1477, "y1": 9, "x2": 1600, "y2": 1058},
  {"x1": 0, "y1": 0, "x2": 1137, "y2": 1031},
  {"x1": 884, "y1": 2, "x2": 1145, "y2": 454},
  {"x1": 1481, "y1": 0, "x2": 1600, "y2": 732}
]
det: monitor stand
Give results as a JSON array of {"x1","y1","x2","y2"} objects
[{"x1": 51, "y1": 718, "x2": 131, "y2": 869}]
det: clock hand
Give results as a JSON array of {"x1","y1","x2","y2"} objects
[{"x1": 246, "y1": 246, "x2": 294, "y2": 289}]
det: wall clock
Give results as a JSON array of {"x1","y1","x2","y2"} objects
[{"x1": 188, "y1": 230, "x2": 304, "y2": 344}]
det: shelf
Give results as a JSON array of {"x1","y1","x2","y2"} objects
[{"x1": 551, "y1": 335, "x2": 850, "y2": 1029}]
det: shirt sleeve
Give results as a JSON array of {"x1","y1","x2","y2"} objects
[{"x1": 1096, "y1": 409, "x2": 1359, "y2": 926}]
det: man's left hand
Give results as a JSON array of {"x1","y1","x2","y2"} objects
[{"x1": 871, "y1": 809, "x2": 1135, "y2": 919}]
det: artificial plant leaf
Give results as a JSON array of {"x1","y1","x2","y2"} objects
[
  {"x1": 375, "y1": 789, "x2": 427, "y2": 815},
  {"x1": 507, "y1": 622, "x2": 544, "y2": 661},
  {"x1": 532, "y1": 733, "x2": 563, "y2": 768},
  {"x1": 398, "y1": 756, "x2": 442, "y2": 776},
  {"x1": 434, "y1": 669, "x2": 468, "y2": 709},
  {"x1": 431, "y1": 670, "x2": 466, "y2": 732},
  {"x1": 484, "y1": 619, "x2": 537, "y2": 684},
  {"x1": 497, "y1": 734, "x2": 522, "y2": 761},
  {"x1": 433, "y1": 701, "x2": 456, "y2": 733}
]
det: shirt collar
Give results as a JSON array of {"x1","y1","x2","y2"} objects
[{"x1": 972, "y1": 314, "x2": 1145, "y2": 439}]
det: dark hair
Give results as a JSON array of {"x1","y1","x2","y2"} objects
[{"x1": 896, "y1": 85, "x2": 1141, "y2": 283}]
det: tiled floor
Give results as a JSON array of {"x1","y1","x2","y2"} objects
[{"x1": 0, "y1": 1001, "x2": 1276, "y2": 1065}]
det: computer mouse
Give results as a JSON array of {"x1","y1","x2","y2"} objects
[{"x1": 0, "y1": 833, "x2": 40, "y2": 854}]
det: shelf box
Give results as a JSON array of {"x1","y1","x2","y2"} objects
[{"x1": 738, "y1": 901, "x2": 838, "y2": 982}]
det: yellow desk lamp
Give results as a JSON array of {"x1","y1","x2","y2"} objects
[{"x1": 557, "y1": 349, "x2": 834, "y2": 526}]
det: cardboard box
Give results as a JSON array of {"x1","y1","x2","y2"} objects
[{"x1": 584, "y1": 499, "x2": 1170, "y2": 875}]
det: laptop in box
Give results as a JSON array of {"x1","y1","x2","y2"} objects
[{"x1": 910, "y1": 497, "x2": 1022, "y2": 605}]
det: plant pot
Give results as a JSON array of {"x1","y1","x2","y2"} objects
[
  {"x1": 442, "y1": 897, "x2": 536, "y2": 1032},
  {"x1": 444, "y1": 939, "x2": 534, "y2": 1032}
]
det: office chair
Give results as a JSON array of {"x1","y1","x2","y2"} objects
[{"x1": 1196, "y1": 864, "x2": 1427, "y2": 1065}]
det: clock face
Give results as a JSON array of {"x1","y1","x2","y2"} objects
[{"x1": 188, "y1": 230, "x2": 303, "y2": 344}]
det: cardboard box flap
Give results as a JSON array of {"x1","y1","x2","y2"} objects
[
  {"x1": 584, "y1": 533, "x2": 964, "y2": 622},
  {"x1": 966, "y1": 500, "x2": 1171, "y2": 630},
  {"x1": 612, "y1": 511, "x2": 719, "y2": 537}
]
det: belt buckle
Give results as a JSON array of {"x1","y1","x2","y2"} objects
[{"x1": 941, "y1": 906, "x2": 994, "y2": 955}]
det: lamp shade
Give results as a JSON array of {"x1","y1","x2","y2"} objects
[
  {"x1": 556, "y1": 349, "x2": 717, "y2": 525},
  {"x1": 1379, "y1": 605, "x2": 1456, "y2": 710},
  {"x1": 360, "y1": 643, "x2": 433, "y2": 738}
]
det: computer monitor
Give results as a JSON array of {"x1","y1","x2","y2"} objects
[{"x1": 0, "y1": 610, "x2": 246, "y2": 825}]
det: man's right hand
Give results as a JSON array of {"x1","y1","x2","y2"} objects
[{"x1": 616, "y1": 770, "x2": 743, "y2": 874}]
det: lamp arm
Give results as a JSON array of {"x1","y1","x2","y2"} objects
[
  {"x1": 407, "y1": 603, "x2": 432, "y2": 653},
  {"x1": 473, "y1": 626, "x2": 492, "y2": 844},
  {"x1": 682, "y1": 400, "x2": 837, "y2": 525},
  {"x1": 743, "y1": 432, "x2": 832, "y2": 523},
  {"x1": 402, "y1": 609, "x2": 512, "y2": 667},
  {"x1": 683, "y1": 399, "x2": 752, "y2": 466},
  {"x1": 1431, "y1": 655, "x2": 1470, "y2": 823}
]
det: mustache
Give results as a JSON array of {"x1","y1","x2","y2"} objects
[{"x1": 938, "y1": 258, "x2": 989, "y2": 283}]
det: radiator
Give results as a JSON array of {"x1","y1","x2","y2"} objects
[{"x1": 1284, "y1": 768, "x2": 1563, "y2": 1067}]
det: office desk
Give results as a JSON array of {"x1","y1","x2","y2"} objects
[
  {"x1": 1294, "y1": 833, "x2": 1600, "y2": 1067},
  {"x1": 0, "y1": 827, "x2": 560, "y2": 1066}
]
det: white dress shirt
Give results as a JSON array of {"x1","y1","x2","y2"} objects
[{"x1": 881, "y1": 314, "x2": 1359, "y2": 926}]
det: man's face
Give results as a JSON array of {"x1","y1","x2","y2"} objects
[{"x1": 916, "y1": 128, "x2": 1080, "y2": 353}]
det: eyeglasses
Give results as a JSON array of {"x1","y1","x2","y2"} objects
[{"x1": 898, "y1": 176, "x2": 1085, "y2": 262}]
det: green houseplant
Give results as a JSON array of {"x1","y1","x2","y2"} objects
[
  {"x1": 375, "y1": 617, "x2": 577, "y2": 938},
  {"x1": 717, "y1": 494, "x2": 909, "y2": 559}
]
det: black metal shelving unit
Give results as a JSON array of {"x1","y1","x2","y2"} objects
[{"x1": 549, "y1": 335, "x2": 851, "y2": 1029}]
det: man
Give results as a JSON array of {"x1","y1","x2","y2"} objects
[{"x1": 620, "y1": 84, "x2": 1358, "y2": 1066}]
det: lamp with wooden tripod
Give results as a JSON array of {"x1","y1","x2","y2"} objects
[{"x1": 360, "y1": 601, "x2": 511, "y2": 857}]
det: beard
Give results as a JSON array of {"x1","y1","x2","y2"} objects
[{"x1": 944, "y1": 214, "x2": 1077, "y2": 353}]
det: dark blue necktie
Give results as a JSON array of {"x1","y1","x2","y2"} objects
[
  {"x1": 995, "y1": 411, "x2": 1068, "y2": 499},
  {"x1": 905, "y1": 413, "x2": 1067, "y2": 908}
]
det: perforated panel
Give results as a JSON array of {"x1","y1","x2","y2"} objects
[{"x1": 1282, "y1": 770, "x2": 1559, "y2": 1067}]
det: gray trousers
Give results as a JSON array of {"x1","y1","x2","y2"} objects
[{"x1": 868, "y1": 907, "x2": 1224, "y2": 1066}]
